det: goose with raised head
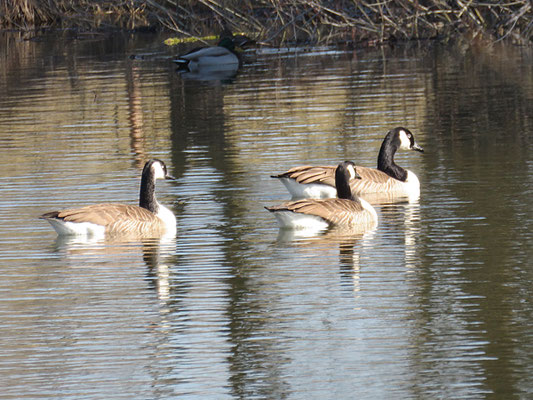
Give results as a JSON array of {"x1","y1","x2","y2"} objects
[
  {"x1": 40, "y1": 159, "x2": 176, "y2": 237},
  {"x1": 266, "y1": 161, "x2": 378, "y2": 231},
  {"x1": 272, "y1": 127, "x2": 424, "y2": 201}
]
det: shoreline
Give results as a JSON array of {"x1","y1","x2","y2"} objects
[{"x1": 1, "y1": 1, "x2": 532, "y2": 46}]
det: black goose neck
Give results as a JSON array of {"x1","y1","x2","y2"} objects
[
  {"x1": 335, "y1": 164, "x2": 356, "y2": 201},
  {"x1": 377, "y1": 131, "x2": 408, "y2": 182},
  {"x1": 139, "y1": 167, "x2": 159, "y2": 213}
]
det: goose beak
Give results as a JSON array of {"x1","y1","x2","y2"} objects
[
  {"x1": 353, "y1": 171, "x2": 363, "y2": 180},
  {"x1": 411, "y1": 142, "x2": 424, "y2": 153},
  {"x1": 165, "y1": 173, "x2": 176, "y2": 181}
]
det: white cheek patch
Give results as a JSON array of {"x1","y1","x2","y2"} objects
[
  {"x1": 153, "y1": 162, "x2": 166, "y2": 179},
  {"x1": 399, "y1": 130, "x2": 412, "y2": 150},
  {"x1": 348, "y1": 165, "x2": 356, "y2": 180}
]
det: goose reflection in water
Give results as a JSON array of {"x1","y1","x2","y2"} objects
[
  {"x1": 274, "y1": 198, "x2": 420, "y2": 299},
  {"x1": 275, "y1": 226, "x2": 376, "y2": 300},
  {"x1": 50, "y1": 234, "x2": 176, "y2": 306}
]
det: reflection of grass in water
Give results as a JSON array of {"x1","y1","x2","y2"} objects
[{"x1": 1, "y1": 0, "x2": 531, "y2": 45}]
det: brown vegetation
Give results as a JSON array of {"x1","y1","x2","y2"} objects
[{"x1": 1, "y1": 0, "x2": 532, "y2": 45}]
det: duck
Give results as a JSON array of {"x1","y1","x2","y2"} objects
[
  {"x1": 265, "y1": 161, "x2": 378, "y2": 231},
  {"x1": 40, "y1": 159, "x2": 176, "y2": 237},
  {"x1": 272, "y1": 127, "x2": 424, "y2": 200},
  {"x1": 173, "y1": 36, "x2": 242, "y2": 72}
]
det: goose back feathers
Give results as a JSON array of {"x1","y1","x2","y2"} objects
[{"x1": 41, "y1": 204, "x2": 172, "y2": 237}]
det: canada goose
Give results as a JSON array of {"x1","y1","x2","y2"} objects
[
  {"x1": 174, "y1": 36, "x2": 242, "y2": 72},
  {"x1": 272, "y1": 127, "x2": 424, "y2": 200},
  {"x1": 40, "y1": 159, "x2": 176, "y2": 237},
  {"x1": 266, "y1": 161, "x2": 378, "y2": 231}
]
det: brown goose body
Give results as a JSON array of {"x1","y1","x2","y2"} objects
[
  {"x1": 278, "y1": 164, "x2": 412, "y2": 195},
  {"x1": 41, "y1": 203, "x2": 170, "y2": 237},
  {"x1": 266, "y1": 197, "x2": 377, "y2": 229}
]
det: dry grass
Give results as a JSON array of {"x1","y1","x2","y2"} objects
[
  {"x1": 1, "y1": 0, "x2": 151, "y2": 31},
  {"x1": 1, "y1": 0, "x2": 532, "y2": 45}
]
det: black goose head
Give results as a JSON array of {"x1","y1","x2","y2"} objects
[
  {"x1": 142, "y1": 159, "x2": 175, "y2": 180},
  {"x1": 139, "y1": 159, "x2": 174, "y2": 212},
  {"x1": 395, "y1": 127, "x2": 424, "y2": 153},
  {"x1": 335, "y1": 161, "x2": 362, "y2": 200},
  {"x1": 378, "y1": 127, "x2": 423, "y2": 181}
]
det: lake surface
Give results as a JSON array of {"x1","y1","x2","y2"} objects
[{"x1": 0, "y1": 32, "x2": 532, "y2": 399}]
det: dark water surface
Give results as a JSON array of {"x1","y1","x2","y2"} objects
[{"x1": 0, "y1": 33, "x2": 531, "y2": 399}]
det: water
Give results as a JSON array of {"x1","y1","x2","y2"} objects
[{"x1": 0, "y1": 33, "x2": 532, "y2": 399}]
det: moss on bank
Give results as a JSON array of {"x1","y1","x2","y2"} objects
[{"x1": 1, "y1": 0, "x2": 532, "y2": 45}]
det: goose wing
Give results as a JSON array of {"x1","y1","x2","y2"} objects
[
  {"x1": 348, "y1": 166, "x2": 400, "y2": 194},
  {"x1": 275, "y1": 165, "x2": 401, "y2": 194},
  {"x1": 268, "y1": 198, "x2": 369, "y2": 227},
  {"x1": 275, "y1": 165, "x2": 336, "y2": 186},
  {"x1": 43, "y1": 203, "x2": 165, "y2": 235}
]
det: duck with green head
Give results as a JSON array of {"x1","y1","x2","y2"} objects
[{"x1": 174, "y1": 36, "x2": 244, "y2": 73}]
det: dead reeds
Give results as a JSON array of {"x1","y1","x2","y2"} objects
[
  {"x1": 1, "y1": 0, "x2": 151, "y2": 31},
  {"x1": 1, "y1": 0, "x2": 531, "y2": 45}
]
